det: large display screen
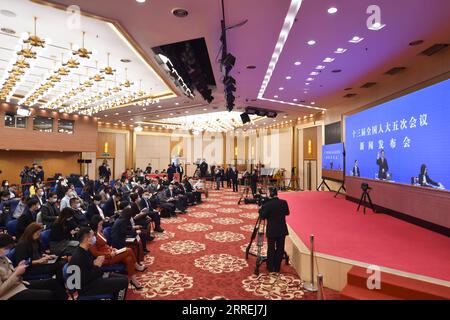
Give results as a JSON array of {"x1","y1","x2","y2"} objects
[
  {"x1": 322, "y1": 143, "x2": 344, "y2": 171},
  {"x1": 345, "y1": 78, "x2": 450, "y2": 190}
]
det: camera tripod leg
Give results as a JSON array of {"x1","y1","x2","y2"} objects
[
  {"x1": 357, "y1": 191, "x2": 365, "y2": 212},
  {"x1": 366, "y1": 192, "x2": 375, "y2": 213},
  {"x1": 284, "y1": 251, "x2": 290, "y2": 265}
]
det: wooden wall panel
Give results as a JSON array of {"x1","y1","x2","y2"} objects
[
  {"x1": 0, "y1": 103, "x2": 97, "y2": 152},
  {"x1": 0, "y1": 150, "x2": 81, "y2": 184},
  {"x1": 303, "y1": 126, "x2": 318, "y2": 160},
  {"x1": 97, "y1": 132, "x2": 117, "y2": 158}
]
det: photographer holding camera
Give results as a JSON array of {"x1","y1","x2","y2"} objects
[{"x1": 258, "y1": 187, "x2": 290, "y2": 273}]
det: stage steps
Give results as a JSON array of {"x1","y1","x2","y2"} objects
[{"x1": 340, "y1": 266, "x2": 450, "y2": 300}]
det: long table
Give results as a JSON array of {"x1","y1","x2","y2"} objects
[{"x1": 346, "y1": 176, "x2": 450, "y2": 230}]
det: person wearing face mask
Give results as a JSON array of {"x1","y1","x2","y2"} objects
[
  {"x1": 8, "y1": 184, "x2": 19, "y2": 200},
  {"x1": 69, "y1": 198, "x2": 88, "y2": 227},
  {"x1": 32, "y1": 187, "x2": 46, "y2": 207},
  {"x1": 86, "y1": 195, "x2": 113, "y2": 227},
  {"x1": 69, "y1": 227, "x2": 129, "y2": 299},
  {"x1": 11, "y1": 196, "x2": 27, "y2": 220},
  {"x1": 90, "y1": 215, "x2": 145, "y2": 289},
  {"x1": 40, "y1": 192, "x2": 60, "y2": 228},
  {"x1": 59, "y1": 188, "x2": 73, "y2": 211},
  {"x1": 165, "y1": 183, "x2": 187, "y2": 214},
  {"x1": 0, "y1": 180, "x2": 9, "y2": 193},
  {"x1": 0, "y1": 233, "x2": 67, "y2": 300},
  {"x1": 130, "y1": 193, "x2": 164, "y2": 233},
  {"x1": 16, "y1": 199, "x2": 41, "y2": 239}
]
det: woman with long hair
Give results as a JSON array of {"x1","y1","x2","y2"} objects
[
  {"x1": 15, "y1": 223, "x2": 65, "y2": 282},
  {"x1": 49, "y1": 208, "x2": 79, "y2": 255},
  {"x1": 90, "y1": 215, "x2": 145, "y2": 289}
]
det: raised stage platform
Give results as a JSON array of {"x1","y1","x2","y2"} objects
[{"x1": 279, "y1": 191, "x2": 450, "y2": 295}]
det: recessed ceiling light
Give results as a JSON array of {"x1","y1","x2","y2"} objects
[
  {"x1": 310, "y1": 71, "x2": 319, "y2": 76},
  {"x1": 143, "y1": 108, "x2": 146, "y2": 111},
  {"x1": 307, "y1": 40, "x2": 316, "y2": 46},
  {"x1": 294, "y1": 61, "x2": 302, "y2": 66},
  {"x1": 115, "y1": 113, "x2": 119, "y2": 115},
  {"x1": 128, "y1": 110, "x2": 131, "y2": 113},
  {"x1": 311, "y1": 102, "x2": 315, "y2": 105},
  {"x1": 293, "y1": 98, "x2": 298, "y2": 102},
  {"x1": 136, "y1": 0, "x2": 146, "y2": 3},
  {"x1": 315, "y1": 65, "x2": 325, "y2": 70},
  {"x1": 323, "y1": 57, "x2": 335, "y2": 63},
  {"x1": 185, "y1": 111, "x2": 189, "y2": 113},
  {"x1": 349, "y1": 36, "x2": 364, "y2": 43},
  {"x1": 334, "y1": 48, "x2": 347, "y2": 54},
  {"x1": 203, "y1": 108, "x2": 207, "y2": 111},
  {"x1": 328, "y1": 7, "x2": 338, "y2": 14},
  {"x1": 104, "y1": 115, "x2": 108, "y2": 117},
  {"x1": 286, "y1": 76, "x2": 292, "y2": 80},
  {"x1": 156, "y1": 115, "x2": 160, "y2": 117},
  {"x1": 172, "y1": 8, "x2": 189, "y2": 17},
  {"x1": 274, "y1": 95, "x2": 279, "y2": 98},
  {"x1": 279, "y1": 87, "x2": 284, "y2": 91},
  {"x1": 175, "y1": 102, "x2": 179, "y2": 106},
  {"x1": 169, "y1": 113, "x2": 174, "y2": 116},
  {"x1": 306, "y1": 77, "x2": 314, "y2": 81},
  {"x1": 305, "y1": 83, "x2": 310, "y2": 86}
]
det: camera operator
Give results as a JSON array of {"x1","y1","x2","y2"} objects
[{"x1": 258, "y1": 187, "x2": 290, "y2": 273}]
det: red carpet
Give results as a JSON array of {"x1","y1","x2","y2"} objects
[
  {"x1": 280, "y1": 191, "x2": 450, "y2": 282},
  {"x1": 126, "y1": 189, "x2": 339, "y2": 300}
]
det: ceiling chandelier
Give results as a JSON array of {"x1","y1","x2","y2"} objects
[{"x1": 73, "y1": 31, "x2": 92, "y2": 59}]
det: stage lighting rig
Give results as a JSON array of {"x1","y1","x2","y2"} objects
[{"x1": 220, "y1": 0, "x2": 237, "y2": 112}]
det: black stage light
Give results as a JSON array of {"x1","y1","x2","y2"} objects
[
  {"x1": 266, "y1": 111, "x2": 278, "y2": 118},
  {"x1": 240, "y1": 112, "x2": 251, "y2": 124}
]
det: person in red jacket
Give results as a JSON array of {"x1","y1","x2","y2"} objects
[{"x1": 89, "y1": 215, "x2": 146, "y2": 290}]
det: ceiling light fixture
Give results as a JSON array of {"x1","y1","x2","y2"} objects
[
  {"x1": 307, "y1": 40, "x2": 316, "y2": 46},
  {"x1": 368, "y1": 22, "x2": 386, "y2": 31},
  {"x1": 349, "y1": 36, "x2": 364, "y2": 44},
  {"x1": 286, "y1": 76, "x2": 292, "y2": 80},
  {"x1": 294, "y1": 61, "x2": 301, "y2": 66},
  {"x1": 323, "y1": 57, "x2": 335, "y2": 63},
  {"x1": 334, "y1": 48, "x2": 347, "y2": 54},
  {"x1": 328, "y1": 7, "x2": 338, "y2": 14},
  {"x1": 257, "y1": 0, "x2": 303, "y2": 100}
]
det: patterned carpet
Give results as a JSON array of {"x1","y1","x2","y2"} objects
[{"x1": 126, "y1": 188, "x2": 339, "y2": 300}]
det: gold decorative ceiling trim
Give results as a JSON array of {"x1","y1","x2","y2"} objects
[{"x1": 29, "y1": 0, "x2": 179, "y2": 100}]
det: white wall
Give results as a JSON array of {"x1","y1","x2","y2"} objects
[{"x1": 135, "y1": 134, "x2": 170, "y2": 172}]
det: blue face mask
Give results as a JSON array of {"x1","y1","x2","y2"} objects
[{"x1": 89, "y1": 236, "x2": 97, "y2": 246}]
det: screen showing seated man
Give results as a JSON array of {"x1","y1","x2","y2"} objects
[
  {"x1": 345, "y1": 78, "x2": 450, "y2": 190},
  {"x1": 322, "y1": 143, "x2": 344, "y2": 171}
]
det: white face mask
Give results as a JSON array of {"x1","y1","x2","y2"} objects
[
  {"x1": 50, "y1": 198, "x2": 58, "y2": 203},
  {"x1": 94, "y1": 200, "x2": 101, "y2": 206},
  {"x1": 76, "y1": 203, "x2": 81, "y2": 209}
]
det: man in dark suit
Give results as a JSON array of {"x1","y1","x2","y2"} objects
[
  {"x1": 259, "y1": 187, "x2": 289, "y2": 273},
  {"x1": 16, "y1": 199, "x2": 40, "y2": 239},
  {"x1": 32, "y1": 187, "x2": 46, "y2": 207},
  {"x1": 102, "y1": 193, "x2": 122, "y2": 218},
  {"x1": 145, "y1": 163, "x2": 152, "y2": 174},
  {"x1": 352, "y1": 160, "x2": 361, "y2": 177},
  {"x1": 40, "y1": 192, "x2": 59, "y2": 228},
  {"x1": 225, "y1": 166, "x2": 232, "y2": 188},
  {"x1": 68, "y1": 227, "x2": 128, "y2": 299},
  {"x1": 376, "y1": 149, "x2": 389, "y2": 180},
  {"x1": 167, "y1": 164, "x2": 176, "y2": 182},
  {"x1": 231, "y1": 167, "x2": 239, "y2": 192},
  {"x1": 165, "y1": 184, "x2": 187, "y2": 213},
  {"x1": 250, "y1": 169, "x2": 258, "y2": 196},
  {"x1": 199, "y1": 160, "x2": 208, "y2": 178}
]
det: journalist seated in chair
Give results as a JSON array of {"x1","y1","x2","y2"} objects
[
  {"x1": 15, "y1": 223, "x2": 65, "y2": 283},
  {"x1": 68, "y1": 227, "x2": 129, "y2": 300},
  {"x1": 16, "y1": 198, "x2": 41, "y2": 240},
  {"x1": 90, "y1": 215, "x2": 145, "y2": 290},
  {"x1": 49, "y1": 208, "x2": 79, "y2": 256},
  {"x1": 0, "y1": 233, "x2": 67, "y2": 300},
  {"x1": 419, "y1": 164, "x2": 444, "y2": 189},
  {"x1": 111, "y1": 207, "x2": 146, "y2": 263},
  {"x1": 68, "y1": 197, "x2": 89, "y2": 228},
  {"x1": 40, "y1": 192, "x2": 60, "y2": 229},
  {"x1": 130, "y1": 193, "x2": 164, "y2": 233}
]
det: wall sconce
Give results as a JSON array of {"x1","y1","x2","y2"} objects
[
  {"x1": 104, "y1": 142, "x2": 109, "y2": 154},
  {"x1": 234, "y1": 146, "x2": 238, "y2": 157},
  {"x1": 308, "y1": 139, "x2": 312, "y2": 155}
]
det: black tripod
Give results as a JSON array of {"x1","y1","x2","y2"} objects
[
  {"x1": 357, "y1": 187, "x2": 375, "y2": 214},
  {"x1": 245, "y1": 217, "x2": 289, "y2": 275}
]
